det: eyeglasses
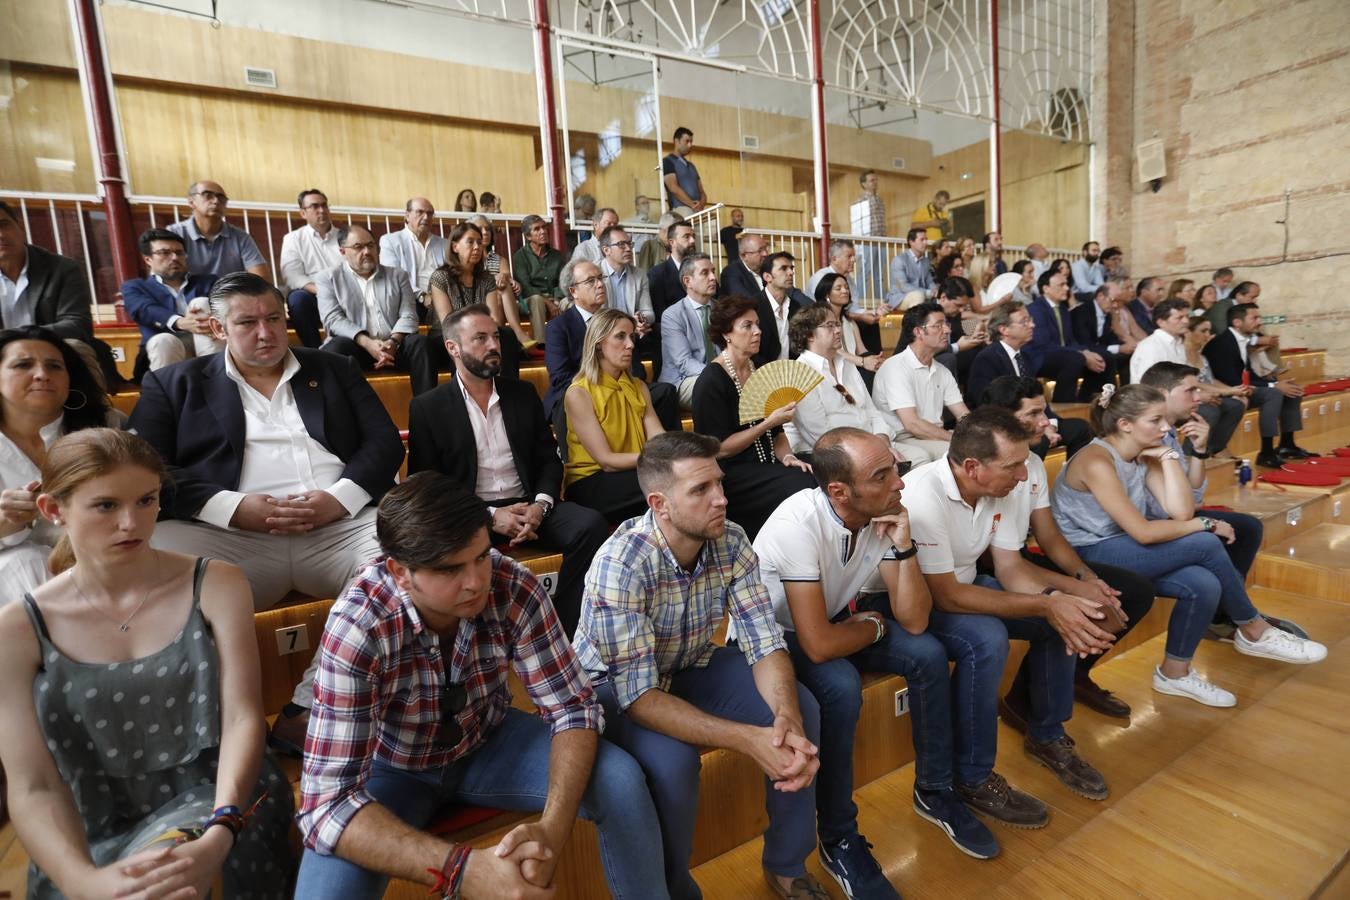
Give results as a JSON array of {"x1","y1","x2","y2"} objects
[
  {"x1": 817, "y1": 321, "x2": 842, "y2": 332},
  {"x1": 302, "y1": 201, "x2": 329, "y2": 210},
  {"x1": 920, "y1": 321, "x2": 951, "y2": 332},
  {"x1": 604, "y1": 240, "x2": 634, "y2": 249},
  {"x1": 342, "y1": 241, "x2": 377, "y2": 252},
  {"x1": 438, "y1": 681, "x2": 469, "y2": 749},
  {"x1": 148, "y1": 248, "x2": 186, "y2": 258},
  {"x1": 191, "y1": 190, "x2": 228, "y2": 202},
  {"x1": 574, "y1": 275, "x2": 603, "y2": 290},
  {"x1": 834, "y1": 384, "x2": 856, "y2": 405}
]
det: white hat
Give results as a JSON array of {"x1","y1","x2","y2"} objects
[{"x1": 986, "y1": 272, "x2": 1023, "y2": 305}]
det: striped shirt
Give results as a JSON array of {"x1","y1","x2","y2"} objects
[
  {"x1": 572, "y1": 510, "x2": 787, "y2": 711},
  {"x1": 298, "y1": 551, "x2": 599, "y2": 855}
]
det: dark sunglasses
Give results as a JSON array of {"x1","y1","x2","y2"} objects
[
  {"x1": 438, "y1": 681, "x2": 469, "y2": 749},
  {"x1": 834, "y1": 384, "x2": 856, "y2": 405}
]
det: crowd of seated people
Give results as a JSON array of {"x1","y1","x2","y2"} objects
[{"x1": 0, "y1": 177, "x2": 1340, "y2": 900}]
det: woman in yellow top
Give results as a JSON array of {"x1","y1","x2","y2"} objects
[{"x1": 563, "y1": 308, "x2": 666, "y2": 523}]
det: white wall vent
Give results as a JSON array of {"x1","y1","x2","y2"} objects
[
  {"x1": 892, "y1": 156, "x2": 906, "y2": 170},
  {"x1": 244, "y1": 67, "x2": 278, "y2": 89},
  {"x1": 1136, "y1": 139, "x2": 1166, "y2": 183},
  {"x1": 742, "y1": 134, "x2": 760, "y2": 150}
]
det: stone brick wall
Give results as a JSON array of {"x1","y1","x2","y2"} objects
[{"x1": 1097, "y1": 0, "x2": 1350, "y2": 362}]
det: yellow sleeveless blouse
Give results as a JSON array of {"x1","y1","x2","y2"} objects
[{"x1": 563, "y1": 371, "x2": 648, "y2": 487}]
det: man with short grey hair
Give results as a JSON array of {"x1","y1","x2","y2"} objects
[
  {"x1": 571, "y1": 207, "x2": 620, "y2": 266},
  {"x1": 318, "y1": 224, "x2": 436, "y2": 396},
  {"x1": 168, "y1": 179, "x2": 270, "y2": 282},
  {"x1": 660, "y1": 252, "x2": 718, "y2": 406},
  {"x1": 129, "y1": 271, "x2": 404, "y2": 752}
]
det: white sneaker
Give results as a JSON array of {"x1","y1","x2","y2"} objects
[
  {"x1": 1233, "y1": 626, "x2": 1328, "y2": 664},
  {"x1": 1152, "y1": 667, "x2": 1236, "y2": 707}
]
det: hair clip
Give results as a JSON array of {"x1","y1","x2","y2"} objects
[{"x1": 1097, "y1": 383, "x2": 1116, "y2": 408}]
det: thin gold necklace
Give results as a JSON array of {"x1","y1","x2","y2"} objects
[{"x1": 72, "y1": 550, "x2": 160, "y2": 632}]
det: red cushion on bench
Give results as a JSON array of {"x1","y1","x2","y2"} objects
[
  {"x1": 1288, "y1": 459, "x2": 1350, "y2": 474},
  {"x1": 1333, "y1": 448, "x2": 1350, "y2": 459},
  {"x1": 1258, "y1": 470, "x2": 1342, "y2": 486}
]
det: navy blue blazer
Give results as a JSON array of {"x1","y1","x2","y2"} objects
[
  {"x1": 129, "y1": 348, "x2": 402, "y2": 521},
  {"x1": 1024, "y1": 295, "x2": 1083, "y2": 370},
  {"x1": 1128, "y1": 298, "x2": 1156, "y2": 335},
  {"x1": 647, "y1": 257, "x2": 683, "y2": 322},
  {"x1": 965, "y1": 341, "x2": 1041, "y2": 409},
  {"x1": 542, "y1": 305, "x2": 646, "y2": 418},
  {"x1": 718, "y1": 259, "x2": 762, "y2": 300},
  {"x1": 121, "y1": 274, "x2": 217, "y2": 345}
]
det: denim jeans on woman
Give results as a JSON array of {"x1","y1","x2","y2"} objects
[
  {"x1": 783, "y1": 597, "x2": 952, "y2": 845},
  {"x1": 293, "y1": 708, "x2": 667, "y2": 900},
  {"x1": 1075, "y1": 530, "x2": 1261, "y2": 662},
  {"x1": 924, "y1": 575, "x2": 1075, "y2": 787}
]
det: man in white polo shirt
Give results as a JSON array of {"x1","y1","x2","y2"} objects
[
  {"x1": 873, "y1": 301, "x2": 970, "y2": 464},
  {"x1": 903, "y1": 407, "x2": 1113, "y2": 826},
  {"x1": 754, "y1": 428, "x2": 999, "y2": 886},
  {"x1": 1128, "y1": 297, "x2": 1192, "y2": 383}
]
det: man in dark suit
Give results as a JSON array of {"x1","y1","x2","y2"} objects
[
  {"x1": 0, "y1": 200, "x2": 123, "y2": 386},
  {"x1": 647, "y1": 219, "x2": 697, "y2": 325},
  {"x1": 966, "y1": 302, "x2": 1089, "y2": 457},
  {"x1": 1203, "y1": 301, "x2": 1312, "y2": 468},
  {"x1": 1070, "y1": 282, "x2": 1137, "y2": 381},
  {"x1": 1024, "y1": 269, "x2": 1112, "y2": 402},
  {"x1": 718, "y1": 231, "x2": 765, "y2": 299},
  {"x1": 129, "y1": 272, "x2": 404, "y2": 751},
  {"x1": 408, "y1": 305, "x2": 608, "y2": 634},
  {"x1": 544, "y1": 259, "x2": 679, "y2": 434},
  {"x1": 1127, "y1": 276, "x2": 1164, "y2": 335},
  {"x1": 121, "y1": 228, "x2": 219, "y2": 377},
  {"x1": 752, "y1": 250, "x2": 809, "y2": 367}
]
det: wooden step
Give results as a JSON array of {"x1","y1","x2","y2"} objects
[
  {"x1": 1199, "y1": 484, "x2": 1330, "y2": 546},
  {"x1": 1252, "y1": 523, "x2": 1350, "y2": 604}
]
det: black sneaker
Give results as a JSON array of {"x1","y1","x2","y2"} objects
[
  {"x1": 1024, "y1": 734, "x2": 1109, "y2": 800},
  {"x1": 817, "y1": 834, "x2": 900, "y2": 899},
  {"x1": 913, "y1": 786, "x2": 1000, "y2": 859},
  {"x1": 956, "y1": 772, "x2": 1049, "y2": 829},
  {"x1": 1255, "y1": 450, "x2": 1284, "y2": 469}
]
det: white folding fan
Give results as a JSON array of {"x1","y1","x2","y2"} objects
[{"x1": 737, "y1": 359, "x2": 824, "y2": 424}]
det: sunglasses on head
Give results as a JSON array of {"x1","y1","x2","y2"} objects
[{"x1": 438, "y1": 681, "x2": 469, "y2": 749}]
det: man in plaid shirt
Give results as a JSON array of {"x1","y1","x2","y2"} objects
[
  {"x1": 294, "y1": 473, "x2": 664, "y2": 899},
  {"x1": 572, "y1": 431, "x2": 827, "y2": 900}
]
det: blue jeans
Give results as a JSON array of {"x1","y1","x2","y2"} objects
[
  {"x1": 594, "y1": 646, "x2": 821, "y2": 900},
  {"x1": 293, "y1": 708, "x2": 666, "y2": 900},
  {"x1": 784, "y1": 606, "x2": 952, "y2": 844},
  {"x1": 1204, "y1": 508, "x2": 1264, "y2": 580},
  {"x1": 1076, "y1": 531, "x2": 1261, "y2": 662},
  {"x1": 858, "y1": 243, "x2": 886, "y2": 301},
  {"x1": 925, "y1": 575, "x2": 1075, "y2": 786}
]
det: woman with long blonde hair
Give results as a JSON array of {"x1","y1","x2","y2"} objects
[
  {"x1": 0, "y1": 428, "x2": 293, "y2": 898},
  {"x1": 563, "y1": 308, "x2": 665, "y2": 523}
]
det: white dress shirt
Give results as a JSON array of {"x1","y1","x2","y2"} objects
[
  {"x1": 279, "y1": 224, "x2": 342, "y2": 292},
  {"x1": 784, "y1": 350, "x2": 891, "y2": 453},
  {"x1": 407, "y1": 228, "x2": 440, "y2": 293},
  {"x1": 353, "y1": 268, "x2": 393, "y2": 340},
  {"x1": 766, "y1": 290, "x2": 792, "y2": 361},
  {"x1": 1230, "y1": 327, "x2": 1249, "y2": 366},
  {"x1": 1001, "y1": 340, "x2": 1025, "y2": 375},
  {"x1": 195, "y1": 351, "x2": 370, "y2": 529},
  {"x1": 457, "y1": 377, "x2": 525, "y2": 504},
  {"x1": 0, "y1": 416, "x2": 63, "y2": 550},
  {"x1": 1, "y1": 261, "x2": 33, "y2": 328},
  {"x1": 1129, "y1": 328, "x2": 1187, "y2": 383}
]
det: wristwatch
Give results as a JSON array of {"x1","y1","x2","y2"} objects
[
  {"x1": 894, "y1": 541, "x2": 918, "y2": 561},
  {"x1": 534, "y1": 499, "x2": 554, "y2": 518},
  {"x1": 1198, "y1": 516, "x2": 1217, "y2": 533}
]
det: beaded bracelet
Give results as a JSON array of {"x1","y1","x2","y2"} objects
[{"x1": 426, "y1": 845, "x2": 472, "y2": 899}]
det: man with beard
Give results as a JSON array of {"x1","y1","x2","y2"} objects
[
  {"x1": 121, "y1": 227, "x2": 220, "y2": 373},
  {"x1": 572, "y1": 431, "x2": 827, "y2": 900},
  {"x1": 407, "y1": 305, "x2": 609, "y2": 635},
  {"x1": 1070, "y1": 241, "x2": 1104, "y2": 305}
]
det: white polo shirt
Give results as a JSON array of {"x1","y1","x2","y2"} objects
[
  {"x1": 903, "y1": 457, "x2": 1023, "y2": 584},
  {"x1": 872, "y1": 346, "x2": 962, "y2": 436},
  {"x1": 753, "y1": 488, "x2": 900, "y2": 632},
  {"x1": 1003, "y1": 449, "x2": 1051, "y2": 541}
]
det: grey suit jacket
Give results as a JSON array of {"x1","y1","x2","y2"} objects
[
  {"x1": 887, "y1": 250, "x2": 933, "y2": 306},
  {"x1": 316, "y1": 262, "x2": 419, "y2": 341},
  {"x1": 659, "y1": 296, "x2": 710, "y2": 384},
  {"x1": 378, "y1": 228, "x2": 446, "y2": 291},
  {"x1": 15, "y1": 245, "x2": 93, "y2": 341},
  {"x1": 600, "y1": 260, "x2": 654, "y2": 321}
]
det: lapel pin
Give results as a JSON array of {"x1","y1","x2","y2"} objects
[{"x1": 308, "y1": 379, "x2": 318, "y2": 388}]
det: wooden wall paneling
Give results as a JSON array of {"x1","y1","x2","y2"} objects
[
  {"x1": 0, "y1": 66, "x2": 97, "y2": 194},
  {"x1": 0, "y1": 0, "x2": 79, "y2": 68}
]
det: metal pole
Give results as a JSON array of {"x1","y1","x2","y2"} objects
[
  {"x1": 532, "y1": 0, "x2": 568, "y2": 250},
  {"x1": 989, "y1": 0, "x2": 1003, "y2": 235},
  {"x1": 70, "y1": 0, "x2": 139, "y2": 290},
  {"x1": 808, "y1": 0, "x2": 831, "y2": 268}
]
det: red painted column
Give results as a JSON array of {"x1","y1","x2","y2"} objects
[
  {"x1": 989, "y1": 0, "x2": 1003, "y2": 234},
  {"x1": 808, "y1": 0, "x2": 831, "y2": 267},
  {"x1": 71, "y1": 0, "x2": 139, "y2": 290},
  {"x1": 532, "y1": 0, "x2": 568, "y2": 251}
]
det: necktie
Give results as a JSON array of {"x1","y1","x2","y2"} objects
[
  {"x1": 1014, "y1": 352, "x2": 1025, "y2": 376},
  {"x1": 1052, "y1": 306, "x2": 1065, "y2": 346},
  {"x1": 697, "y1": 303, "x2": 716, "y2": 363}
]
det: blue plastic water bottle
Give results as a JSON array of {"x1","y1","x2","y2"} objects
[{"x1": 1238, "y1": 459, "x2": 1253, "y2": 486}]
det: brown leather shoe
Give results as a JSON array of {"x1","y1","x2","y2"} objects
[
  {"x1": 998, "y1": 693, "x2": 1028, "y2": 736},
  {"x1": 956, "y1": 772, "x2": 1048, "y2": 829},
  {"x1": 267, "y1": 708, "x2": 310, "y2": 758},
  {"x1": 763, "y1": 867, "x2": 832, "y2": 899},
  {"x1": 1074, "y1": 674, "x2": 1131, "y2": 718},
  {"x1": 1024, "y1": 735, "x2": 1108, "y2": 800}
]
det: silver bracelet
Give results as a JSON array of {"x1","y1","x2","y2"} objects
[{"x1": 870, "y1": 616, "x2": 885, "y2": 644}]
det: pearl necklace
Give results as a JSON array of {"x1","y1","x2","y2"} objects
[{"x1": 719, "y1": 351, "x2": 772, "y2": 465}]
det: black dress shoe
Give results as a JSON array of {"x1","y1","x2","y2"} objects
[
  {"x1": 1278, "y1": 445, "x2": 1318, "y2": 459},
  {"x1": 1255, "y1": 450, "x2": 1284, "y2": 469}
]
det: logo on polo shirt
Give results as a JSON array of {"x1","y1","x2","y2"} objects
[{"x1": 990, "y1": 513, "x2": 1001, "y2": 535}]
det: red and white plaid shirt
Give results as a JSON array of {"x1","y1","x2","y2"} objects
[{"x1": 297, "y1": 551, "x2": 600, "y2": 855}]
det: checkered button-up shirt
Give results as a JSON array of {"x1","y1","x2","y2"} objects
[
  {"x1": 572, "y1": 511, "x2": 787, "y2": 711},
  {"x1": 298, "y1": 551, "x2": 599, "y2": 855},
  {"x1": 856, "y1": 192, "x2": 887, "y2": 237}
]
